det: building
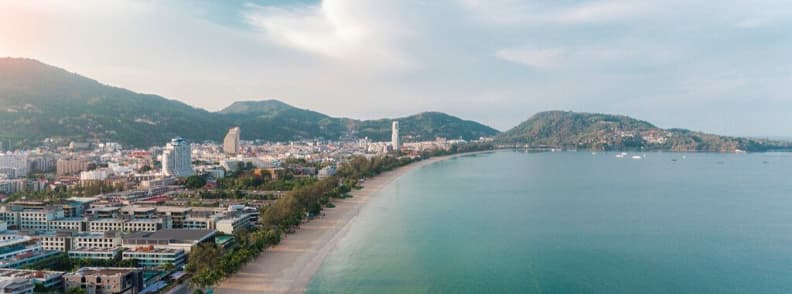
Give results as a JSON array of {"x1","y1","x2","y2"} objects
[
  {"x1": 161, "y1": 137, "x2": 193, "y2": 178},
  {"x1": 318, "y1": 165, "x2": 336, "y2": 179},
  {"x1": 155, "y1": 207, "x2": 191, "y2": 229},
  {"x1": 0, "y1": 235, "x2": 59, "y2": 269},
  {"x1": 223, "y1": 127, "x2": 241, "y2": 155},
  {"x1": 215, "y1": 213, "x2": 256, "y2": 235},
  {"x1": 68, "y1": 247, "x2": 123, "y2": 261},
  {"x1": 0, "y1": 277, "x2": 32, "y2": 294},
  {"x1": 122, "y1": 247, "x2": 185, "y2": 269},
  {"x1": 122, "y1": 229, "x2": 215, "y2": 253},
  {"x1": 64, "y1": 267, "x2": 143, "y2": 294},
  {"x1": 0, "y1": 269, "x2": 65, "y2": 291},
  {"x1": 19, "y1": 207, "x2": 65, "y2": 231},
  {"x1": 80, "y1": 169, "x2": 112, "y2": 185},
  {"x1": 0, "y1": 154, "x2": 27, "y2": 179},
  {"x1": 56, "y1": 158, "x2": 91, "y2": 176},
  {"x1": 391, "y1": 121, "x2": 400, "y2": 151}
]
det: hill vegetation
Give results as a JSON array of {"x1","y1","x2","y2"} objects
[
  {"x1": 0, "y1": 58, "x2": 499, "y2": 148},
  {"x1": 496, "y1": 111, "x2": 791, "y2": 152}
]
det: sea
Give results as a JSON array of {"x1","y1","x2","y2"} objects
[{"x1": 307, "y1": 151, "x2": 792, "y2": 293}]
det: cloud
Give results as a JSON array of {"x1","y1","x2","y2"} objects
[
  {"x1": 243, "y1": 0, "x2": 414, "y2": 71},
  {"x1": 458, "y1": 0, "x2": 652, "y2": 25},
  {"x1": 495, "y1": 48, "x2": 565, "y2": 68}
]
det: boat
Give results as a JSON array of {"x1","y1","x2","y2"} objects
[
  {"x1": 631, "y1": 155, "x2": 642, "y2": 159},
  {"x1": 616, "y1": 152, "x2": 627, "y2": 158}
]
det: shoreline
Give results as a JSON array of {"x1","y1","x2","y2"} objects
[{"x1": 214, "y1": 151, "x2": 492, "y2": 294}]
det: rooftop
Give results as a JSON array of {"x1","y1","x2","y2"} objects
[
  {"x1": 123, "y1": 229, "x2": 215, "y2": 242},
  {"x1": 70, "y1": 267, "x2": 141, "y2": 276}
]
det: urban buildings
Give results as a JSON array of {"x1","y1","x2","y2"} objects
[
  {"x1": 0, "y1": 268, "x2": 64, "y2": 291},
  {"x1": 161, "y1": 137, "x2": 193, "y2": 178},
  {"x1": 122, "y1": 247, "x2": 186, "y2": 268},
  {"x1": 56, "y1": 158, "x2": 91, "y2": 176},
  {"x1": 391, "y1": 121, "x2": 401, "y2": 151},
  {"x1": 0, "y1": 276, "x2": 33, "y2": 294},
  {"x1": 223, "y1": 127, "x2": 241, "y2": 155},
  {"x1": 0, "y1": 154, "x2": 27, "y2": 179},
  {"x1": 63, "y1": 267, "x2": 143, "y2": 294}
]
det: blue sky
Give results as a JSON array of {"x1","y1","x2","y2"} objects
[{"x1": 1, "y1": 0, "x2": 791, "y2": 136}]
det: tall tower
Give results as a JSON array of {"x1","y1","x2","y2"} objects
[
  {"x1": 223, "y1": 127, "x2": 241, "y2": 155},
  {"x1": 162, "y1": 137, "x2": 193, "y2": 177},
  {"x1": 391, "y1": 121, "x2": 400, "y2": 151}
]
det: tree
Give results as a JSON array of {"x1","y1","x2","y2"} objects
[
  {"x1": 185, "y1": 175, "x2": 207, "y2": 189},
  {"x1": 66, "y1": 287, "x2": 87, "y2": 294}
]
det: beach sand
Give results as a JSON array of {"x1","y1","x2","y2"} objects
[{"x1": 214, "y1": 154, "x2": 465, "y2": 294}]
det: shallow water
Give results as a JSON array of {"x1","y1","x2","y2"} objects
[{"x1": 308, "y1": 151, "x2": 792, "y2": 293}]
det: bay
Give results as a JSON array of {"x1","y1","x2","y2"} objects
[{"x1": 308, "y1": 151, "x2": 792, "y2": 293}]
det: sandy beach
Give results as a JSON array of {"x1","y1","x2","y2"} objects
[{"x1": 214, "y1": 153, "x2": 471, "y2": 294}]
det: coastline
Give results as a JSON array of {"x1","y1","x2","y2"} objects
[{"x1": 214, "y1": 151, "x2": 491, "y2": 294}]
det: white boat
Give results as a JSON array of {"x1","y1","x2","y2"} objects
[
  {"x1": 631, "y1": 155, "x2": 642, "y2": 159},
  {"x1": 616, "y1": 154, "x2": 625, "y2": 158}
]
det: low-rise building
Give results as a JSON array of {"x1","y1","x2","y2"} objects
[
  {"x1": 0, "y1": 268, "x2": 65, "y2": 291},
  {"x1": 68, "y1": 247, "x2": 123, "y2": 261},
  {"x1": 122, "y1": 229, "x2": 215, "y2": 253},
  {"x1": 0, "y1": 277, "x2": 32, "y2": 294},
  {"x1": 64, "y1": 267, "x2": 143, "y2": 294},
  {"x1": 122, "y1": 247, "x2": 185, "y2": 269}
]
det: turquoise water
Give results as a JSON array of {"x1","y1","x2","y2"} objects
[{"x1": 308, "y1": 151, "x2": 792, "y2": 293}]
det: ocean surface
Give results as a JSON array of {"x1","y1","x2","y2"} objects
[{"x1": 308, "y1": 151, "x2": 792, "y2": 293}]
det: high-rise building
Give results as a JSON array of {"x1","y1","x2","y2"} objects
[
  {"x1": 391, "y1": 121, "x2": 401, "y2": 151},
  {"x1": 162, "y1": 137, "x2": 193, "y2": 177},
  {"x1": 223, "y1": 127, "x2": 241, "y2": 155},
  {"x1": 56, "y1": 158, "x2": 90, "y2": 176},
  {"x1": 0, "y1": 153, "x2": 28, "y2": 179}
]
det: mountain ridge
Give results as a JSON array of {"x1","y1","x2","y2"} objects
[
  {"x1": 496, "y1": 111, "x2": 791, "y2": 152},
  {"x1": 0, "y1": 58, "x2": 499, "y2": 148}
]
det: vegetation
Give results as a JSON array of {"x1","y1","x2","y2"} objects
[
  {"x1": 23, "y1": 253, "x2": 137, "y2": 271},
  {"x1": 496, "y1": 111, "x2": 792, "y2": 152},
  {"x1": 184, "y1": 175, "x2": 208, "y2": 189},
  {"x1": 187, "y1": 229, "x2": 281, "y2": 289},
  {"x1": 0, "y1": 59, "x2": 498, "y2": 148},
  {"x1": 184, "y1": 142, "x2": 494, "y2": 288}
]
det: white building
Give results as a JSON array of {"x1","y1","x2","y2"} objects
[
  {"x1": 80, "y1": 169, "x2": 111, "y2": 182},
  {"x1": 215, "y1": 213, "x2": 255, "y2": 235},
  {"x1": 391, "y1": 121, "x2": 400, "y2": 151},
  {"x1": 223, "y1": 127, "x2": 241, "y2": 155},
  {"x1": 122, "y1": 247, "x2": 186, "y2": 268},
  {"x1": 0, "y1": 154, "x2": 27, "y2": 179},
  {"x1": 161, "y1": 137, "x2": 193, "y2": 177}
]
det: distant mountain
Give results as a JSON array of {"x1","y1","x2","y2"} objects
[
  {"x1": 496, "y1": 111, "x2": 791, "y2": 152},
  {"x1": 219, "y1": 101, "x2": 499, "y2": 142},
  {"x1": 0, "y1": 58, "x2": 228, "y2": 148},
  {"x1": 219, "y1": 100, "x2": 350, "y2": 142},
  {"x1": 0, "y1": 58, "x2": 499, "y2": 148}
]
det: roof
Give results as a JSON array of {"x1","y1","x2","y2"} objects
[
  {"x1": 124, "y1": 229, "x2": 215, "y2": 242},
  {"x1": 155, "y1": 206, "x2": 192, "y2": 213},
  {"x1": 70, "y1": 267, "x2": 141, "y2": 276}
]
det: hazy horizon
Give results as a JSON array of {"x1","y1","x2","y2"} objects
[{"x1": 2, "y1": 0, "x2": 791, "y2": 136}]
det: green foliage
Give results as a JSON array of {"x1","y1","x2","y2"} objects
[
  {"x1": 24, "y1": 253, "x2": 137, "y2": 271},
  {"x1": 185, "y1": 175, "x2": 208, "y2": 189},
  {"x1": 496, "y1": 111, "x2": 792, "y2": 152},
  {"x1": 0, "y1": 60, "x2": 499, "y2": 148},
  {"x1": 66, "y1": 287, "x2": 87, "y2": 294},
  {"x1": 186, "y1": 229, "x2": 282, "y2": 289}
]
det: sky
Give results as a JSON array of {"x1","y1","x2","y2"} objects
[{"x1": 1, "y1": 0, "x2": 791, "y2": 136}]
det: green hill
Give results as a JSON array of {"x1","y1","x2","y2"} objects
[
  {"x1": 219, "y1": 101, "x2": 499, "y2": 142},
  {"x1": 0, "y1": 58, "x2": 228, "y2": 148},
  {"x1": 0, "y1": 58, "x2": 499, "y2": 148},
  {"x1": 496, "y1": 111, "x2": 791, "y2": 152}
]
